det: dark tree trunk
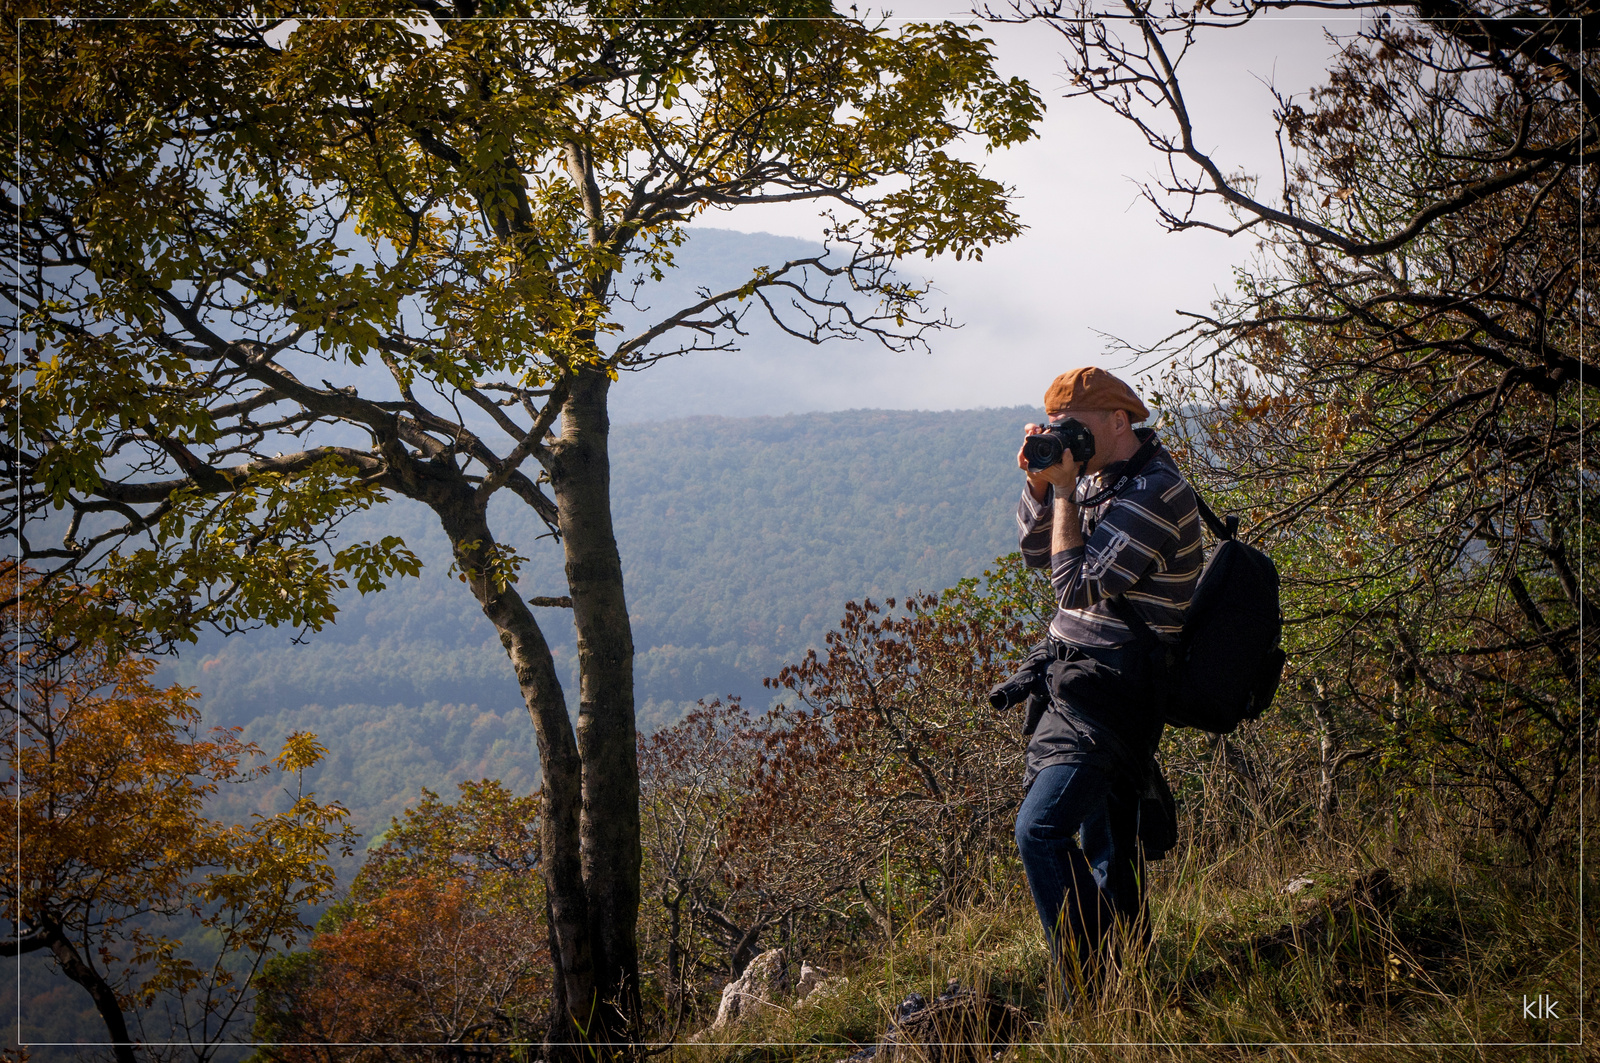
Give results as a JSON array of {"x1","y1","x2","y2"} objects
[
  {"x1": 377, "y1": 362, "x2": 641, "y2": 1051},
  {"x1": 548, "y1": 365, "x2": 642, "y2": 1031},
  {"x1": 423, "y1": 483, "x2": 599, "y2": 1043},
  {"x1": 40, "y1": 921, "x2": 138, "y2": 1063}
]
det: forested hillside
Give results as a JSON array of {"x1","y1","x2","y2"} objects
[{"x1": 160, "y1": 406, "x2": 1041, "y2": 834}]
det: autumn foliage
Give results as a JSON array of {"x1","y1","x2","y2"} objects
[
  {"x1": 2, "y1": 564, "x2": 354, "y2": 1062},
  {"x1": 253, "y1": 781, "x2": 548, "y2": 1059},
  {"x1": 636, "y1": 565, "x2": 1045, "y2": 1016},
  {"x1": 1095, "y1": 10, "x2": 1598, "y2": 862}
]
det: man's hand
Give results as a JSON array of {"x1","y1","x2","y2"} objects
[
  {"x1": 1017, "y1": 422, "x2": 1085, "y2": 554},
  {"x1": 1018, "y1": 419, "x2": 1084, "y2": 553},
  {"x1": 1018, "y1": 422, "x2": 1076, "y2": 501},
  {"x1": 1039, "y1": 452, "x2": 1080, "y2": 492}
]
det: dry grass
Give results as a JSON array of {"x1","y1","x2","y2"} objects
[{"x1": 669, "y1": 810, "x2": 1589, "y2": 1062}]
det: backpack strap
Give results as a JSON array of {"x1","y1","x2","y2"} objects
[
  {"x1": 1083, "y1": 433, "x2": 1237, "y2": 647},
  {"x1": 1113, "y1": 482, "x2": 1235, "y2": 643},
  {"x1": 1108, "y1": 594, "x2": 1175, "y2": 720},
  {"x1": 1193, "y1": 487, "x2": 1238, "y2": 542}
]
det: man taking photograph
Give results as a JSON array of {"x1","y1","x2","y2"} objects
[{"x1": 1011, "y1": 367, "x2": 1201, "y2": 1001}]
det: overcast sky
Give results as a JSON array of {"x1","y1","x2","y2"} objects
[{"x1": 612, "y1": 6, "x2": 1366, "y2": 421}]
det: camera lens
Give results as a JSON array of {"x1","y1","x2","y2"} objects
[{"x1": 1023, "y1": 434, "x2": 1064, "y2": 470}]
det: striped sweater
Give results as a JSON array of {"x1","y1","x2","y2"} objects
[{"x1": 1016, "y1": 432, "x2": 1202, "y2": 648}]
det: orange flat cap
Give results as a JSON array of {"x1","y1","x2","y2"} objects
[{"x1": 1043, "y1": 367, "x2": 1150, "y2": 422}]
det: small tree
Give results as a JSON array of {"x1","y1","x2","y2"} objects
[
  {"x1": 254, "y1": 781, "x2": 546, "y2": 1060},
  {"x1": 637, "y1": 699, "x2": 767, "y2": 1018},
  {"x1": 740, "y1": 590, "x2": 1028, "y2": 933},
  {"x1": 633, "y1": 555, "x2": 1050, "y2": 1018},
  {"x1": 2, "y1": 566, "x2": 355, "y2": 1063},
  {"x1": 635, "y1": 591, "x2": 1031, "y2": 1021}
]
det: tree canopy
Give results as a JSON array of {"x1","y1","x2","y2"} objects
[{"x1": 7, "y1": 3, "x2": 1040, "y2": 643}]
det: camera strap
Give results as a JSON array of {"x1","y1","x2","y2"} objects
[{"x1": 1075, "y1": 431, "x2": 1161, "y2": 508}]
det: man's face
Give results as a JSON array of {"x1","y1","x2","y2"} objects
[{"x1": 1046, "y1": 407, "x2": 1122, "y2": 473}]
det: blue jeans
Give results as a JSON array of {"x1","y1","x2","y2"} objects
[{"x1": 1014, "y1": 762, "x2": 1141, "y2": 988}]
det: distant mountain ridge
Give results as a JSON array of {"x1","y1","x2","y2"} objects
[{"x1": 169, "y1": 406, "x2": 1041, "y2": 723}]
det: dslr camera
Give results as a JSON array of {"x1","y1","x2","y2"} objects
[{"x1": 1022, "y1": 418, "x2": 1095, "y2": 470}]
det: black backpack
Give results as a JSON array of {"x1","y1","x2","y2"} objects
[{"x1": 1112, "y1": 490, "x2": 1287, "y2": 734}]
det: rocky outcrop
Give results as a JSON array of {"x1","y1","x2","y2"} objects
[{"x1": 706, "y1": 948, "x2": 791, "y2": 1032}]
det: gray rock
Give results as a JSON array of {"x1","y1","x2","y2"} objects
[{"x1": 707, "y1": 947, "x2": 790, "y2": 1032}]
